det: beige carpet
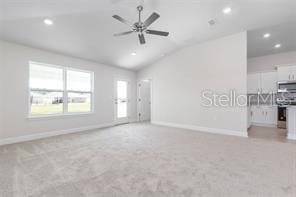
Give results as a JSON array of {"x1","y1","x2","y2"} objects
[{"x1": 0, "y1": 123, "x2": 295, "y2": 197}]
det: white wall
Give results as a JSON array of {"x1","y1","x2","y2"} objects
[
  {"x1": 0, "y1": 42, "x2": 3, "y2": 137},
  {"x1": 138, "y1": 32, "x2": 248, "y2": 134},
  {"x1": 0, "y1": 41, "x2": 137, "y2": 140},
  {"x1": 248, "y1": 51, "x2": 296, "y2": 73}
]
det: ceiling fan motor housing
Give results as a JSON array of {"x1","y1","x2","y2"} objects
[{"x1": 133, "y1": 23, "x2": 146, "y2": 32}]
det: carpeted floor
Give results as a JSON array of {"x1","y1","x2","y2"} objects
[{"x1": 0, "y1": 123, "x2": 295, "y2": 197}]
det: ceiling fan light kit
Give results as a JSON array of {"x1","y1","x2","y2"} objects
[{"x1": 113, "y1": 5, "x2": 169, "y2": 45}]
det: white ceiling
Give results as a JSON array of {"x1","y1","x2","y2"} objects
[
  {"x1": 247, "y1": 22, "x2": 296, "y2": 58},
  {"x1": 0, "y1": 0, "x2": 296, "y2": 70}
]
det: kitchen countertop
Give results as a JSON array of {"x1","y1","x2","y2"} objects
[{"x1": 287, "y1": 105, "x2": 296, "y2": 109}]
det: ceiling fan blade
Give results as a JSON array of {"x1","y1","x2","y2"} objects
[
  {"x1": 138, "y1": 33, "x2": 146, "y2": 44},
  {"x1": 114, "y1": 31, "x2": 134, "y2": 36},
  {"x1": 112, "y1": 15, "x2": 133, "y2": 26},
  {"x1": 143, "y1": 12, "x2": 160, "y2": 27},
  {"x1": 146, "y1": 30, "x2": 169, "y2": 36}
]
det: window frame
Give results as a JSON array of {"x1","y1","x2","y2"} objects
[{"x1": 28, "y1": 61, "x2": 94, "y2": 118}]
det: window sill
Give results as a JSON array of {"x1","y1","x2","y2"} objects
[{"x1": 27, "y1": 112, "x2": 94, "y2": 120}]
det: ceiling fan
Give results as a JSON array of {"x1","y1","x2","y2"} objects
[{"x1": 112, "y1": 5, "x2": 169, "y2": 45}]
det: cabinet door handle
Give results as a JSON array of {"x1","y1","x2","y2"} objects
[{"x1": 289, "y1": 75, "x2": 290, "y2": 80}]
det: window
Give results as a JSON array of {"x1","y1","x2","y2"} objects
[{"x1": 29, "y1": 62, "x2": 93, "y2": 116}]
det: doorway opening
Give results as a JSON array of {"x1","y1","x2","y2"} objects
[{"x1": 137, "y1": 79, "x2": 152, "y2": 122}]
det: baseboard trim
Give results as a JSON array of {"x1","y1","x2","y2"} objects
[
  {"x1": 0, "y1": 122, "x2": 115, "y2": 146},
  {"x1": 250, "y1": 123, "x2": 277, "y2": 128},
  {"x1": 152, "y1": 121, "x2": 248, "y2": 138},
  {"x1": 287, "y1": 133, "x2": 296, "y2": 140}
]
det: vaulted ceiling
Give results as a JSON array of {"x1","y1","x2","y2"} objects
[{"x1": 1, "y1": 0, "x2": 295, "y2": 70}]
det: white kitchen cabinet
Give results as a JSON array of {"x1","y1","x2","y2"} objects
[
  {"x1": 250, "y1": 106, "x2": 277, "y2": 126},
  {"x1": 247, "y1": 72, "x2": 277, "y2": 94},
  {"x1": 278, "y1": 65, "x2": 296, "y2": 81},
  {"x1": 287, "y1": 106, "x2": 296, "y2": 140},
  {"x1": 247, "y1": 73, "x2": 261, "y2": 94},
  {"x1": 261, "y1": 72, "x2": 277, "y2": 93},
  {"x1": 262, "y1": 106, "x2": 277, "y2": 125},
  {"x1": 277, "y1": 66, "x2": 291, "y2": 81},
  {"x1": 251, "y1": 106, "x2": 264, "y2": 124},
  {"x1": 291, "y1": 66, "x2": 296, "y2": 81}
]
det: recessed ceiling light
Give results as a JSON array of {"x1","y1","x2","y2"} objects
[
  {"x1": 274, "y1": 44, "x2": 281, "y2": 48},
  {"x1": 131, "y1": 52, "x2": 137, "y2": 56},
  {"x1": 43, "y1": 18, "x2": 53, "y2": 26},
  {"x1": 223, "y1": 7, "x2": 232, "y2": 14},
  {"x1": 263, "y1": 33, "x2": 271, "y2": 38}
]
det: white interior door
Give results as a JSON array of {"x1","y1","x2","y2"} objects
[
  {"x1": 138, "y1": 80, "x2": 151, "y2": 122},
  {"x1": 115, "y1": 80, "x2": 129, "y2": 124}
]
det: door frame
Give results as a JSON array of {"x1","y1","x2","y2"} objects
[
  {"x1": 114, "y1": 77, "x2": 130, "y2": 125},
  {"x1": 137, "y1": 79, "x2": 153, "y2": 122}
]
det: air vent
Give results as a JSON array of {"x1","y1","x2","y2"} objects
[{"x1": 208, "y1": 19, "x2": 217, "y2": 26}]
